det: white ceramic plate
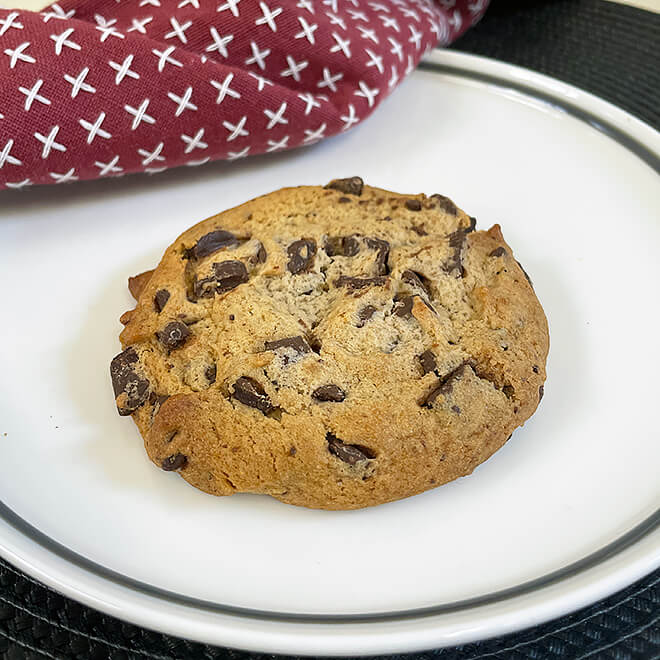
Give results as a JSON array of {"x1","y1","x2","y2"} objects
[{"x1": 1, "y1": 51, "x2": 659, "y2": 656}]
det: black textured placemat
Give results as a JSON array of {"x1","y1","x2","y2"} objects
[
  {"x1": 451, "y1": 0, "x2": 660, "y2": 129},
  {"x1": 2, "y1": 1, "x2": 659, "y2": 658},
  {"x1": 1, "y1": 558, "x2": 658, "y2": 659}
]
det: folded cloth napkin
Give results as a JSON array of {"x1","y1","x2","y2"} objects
[{"x1": 0, "y1": 0, "x2": 488, "y2": 190}]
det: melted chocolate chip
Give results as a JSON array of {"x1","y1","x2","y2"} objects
[
  {"x1": 532, "y1": 365, "x2": 539, "y2": 374},
  {"x1": 306, "y1": 333, "x2": 322, "y2": 354},
  {"x1": 154, "y1": 289, "x2": 170, "y2": 313},
  {"x1": 405, "y1": 199, "x2": 422, "y2": 211},
  {"x1": 467, "y1": 216, "x2": 477, "y2": 232},
  {"x1": 335, "y1": 276, "x2": 388, "y2": 289},
  {"x1": 162, "y1": 453, "x2": 188, "y2": 471},
  {"x1": 365, "y1": 237, "x2": 390, "y2": 275},
  {"x1": 357, "y1": 305, "x2": 376, "y2": 326},
  {"x1": 451, "y1": 405, "x2": 461, "y2": 414},
  {"x1": 489, "y1": 247, "x2": 507, "y2": 258},
  {"x1": 187, "y1": 230, "x2": 238, "y2": 259},
  {"x1": 253, "y1": 242, "x2": 267, "y2": 264},
  {"x1": 205, "y1": 364, "x2": 217, "y2": 384},
  {"x1": 215, "y1": 260, "x2": 249, "y2": 294},
  {"x1": 502, "y1": 385, "x2": 515, "y2": 399},
  {"x1": 150, "y1": 392, "x2": 169, "y2": 408},
  {"x1": 232, "y1": 377, "x2": 275, "y2": 415},
  {"x1": 444, "y1": 229, "x2": 466, "y2": 276},
  {"x1": 157, "y1": 321, "x2": 190, "y2": 350},
  {"x1": 431, "y1": 194, "x2": 458, "y2": 216},
  {"x1": 402, "y1": 270, "x2": 432, "y2": 298},
  {"x1": 421, "y1": 363, "x2": 470, "y2": 407},
  {"x1": 418, "y1": 350, "x2": 437, "y2": 375},
  {"x1": 326, "y1": 432, "x2": 375, "y2": 465},
  {"x1": 110, "y1": 347, "x2": 150, "y2": 416},
  {"x1": 539, "y1": 385, "x2": 544, "y2": 401},
  {"x1": 324, "y1": 235, "x2": 360, "y2": 257},
  {"x1": 393, "y1": 295, "x2": 414, "y2": 318},
  {"x1": 264, "y1": 336, "x2": 311, "y2": 361},
  {"x1": 312, "y1": 385, "x2": 346, "y2": 402},
  {"x1": 411, "y1": 224, "x2": 427, "y2": 236},
  {"x1": 287, "y1": 239, "x2": 317, "y2": 274},
  {"x1": 289, "y1": 446, "x2": 297, "y2": 456},
  {"x1": 193, "y1": 275, "x2": 217, "y2": 299},
  {"x1": 338, "y1": 196, "x2": 351, "y2": 203},
  {"x1": 324, "y1": 176, "x2": 364, "y2": 196}
]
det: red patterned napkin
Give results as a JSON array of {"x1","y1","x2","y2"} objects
[{"x1": 0, "y1": 0, "x2": 487, "y2": 190}]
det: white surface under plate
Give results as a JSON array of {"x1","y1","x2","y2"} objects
[{"x1": 0, "y1": 51, "x2": 659, "y2": 656}]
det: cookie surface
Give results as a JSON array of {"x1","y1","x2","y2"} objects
[{"x1": 112, "y1": 178, "x2": 549, "y2": 510}]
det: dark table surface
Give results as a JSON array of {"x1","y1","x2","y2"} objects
[{"x1": 2, "y1": 1, "x2": 659, "y2": 658}]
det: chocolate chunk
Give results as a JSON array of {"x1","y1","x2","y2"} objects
[
  {"x1": 335, "y1": 276, "x2": 388, "y2": 289},
  {"x1": 418, "y1": 350, "x2": 437, "y2": 375},
  {"x1": 402, "y1": 270, "x2": 432, "y2": 298},
  {"x1": 287, "y1": 239, "x2": 317, "y2": 274},
  {"x1": 393, "y1": 295, "x2": 414, "y2": 318},
  {"x1": 489, "y1": 247, "x2": 507, "y2": 258},
  {"x1": 444, "y1": 229, "x2": 466, "y2": 276},
  {"x1": 324, "y1": 235, "x2": 360, "y2": 257},
  {"x1": 420, "y1": 362, "x2": 470, "y2": 407},
  {"x1": 157, "y1": 321, "x2": 190, "y2": 350},
  {"x1": 194, "y1": 260, "x2": 248, "y2": 299},
  {"x1": 312, "y1": 385, "x2": 346, "y2": 402},
  {"x1": 326, "y1": 432, "x2": 375, "y2": 465},
  {"x1": 128, "y1": 270, "x2": 154, "y2": 300},
  {"x1": 451, "y1": 405, "x2": 461, "y2": 414},
  {"x1": 343, "y1": 236, "x2": 360, "y2": 256},
  {"x1": 161, "y1": 453, "x2": 188, "y2": 471},
  {"x1": 405, "y1": 199, "x2": 422, "y2": 211},
  {"x1": 516, "y1": 260, "x2": 534, "y2": 287},
  {"x1": 193, "y1": 275, "x2": 217, "y2": 299},
  {"x1": 365, "y1": 237, "x2": 390, "y2": 275},
  {"x1": 305, "y1": 333, "x2": 321, "y2": 354},
  {"x1": 324, "y1": 176, "x2": 364, "y2": 196},
  {"x1": 247, "y1": 241, "x2": 267, "y2": 266},
  {"x1": 154, "y1": 289, "x2": 170, "y2": 313},
  {"x1": 150, "y1": 392, "x2": 169, "y2": 407},
  {"x1": 264, "y1": 336, "x2": 311, "y2": 362},
  {"x1": 467, "y1": 216, "x2": 477, "y2": 232},
  {"x1": 232, "y1": 377, "x2": 275, "y2": 415},
  {"x1": 338, "y1": 196, "x2": 351, "y2": 203},
  {"x1": 532, "y1": 365, "x2": 539, "y2": 374},
  {"x1": 411, "y1": 224, "x2": 427, "y2": 236},
  {"x1": 539, "y1": 385, "x2": 544, "y2": 401},
  {"x1": 188, "y1": 230, "x2": 238, "y2": 259},
  {"x1": 215, "y1": 260, "x2": 249, "y2": 293},
  {"x1": 502, "y1": 385, "x2": 515, "y2": 399},
  {"x1": 110, "y1": 347, "x2": 150, "y2": 416},
  {"x1": 357, "y1": 305, "x2": 376, "y2": 326},
  {"x1": 205, "y1": 364, "x2": 217, "y2": 384},
  {"x1": 431, "y1": 194, "x2": 457, "y2": 216}
]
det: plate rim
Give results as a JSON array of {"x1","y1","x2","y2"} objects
[{"x1": 1, "y1": 49, "x2": 659, "y2": 654}]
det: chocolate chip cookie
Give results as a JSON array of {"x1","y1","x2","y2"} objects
[{"x1": 112, "y1": 177, "x2": 549, "y2": 510}]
